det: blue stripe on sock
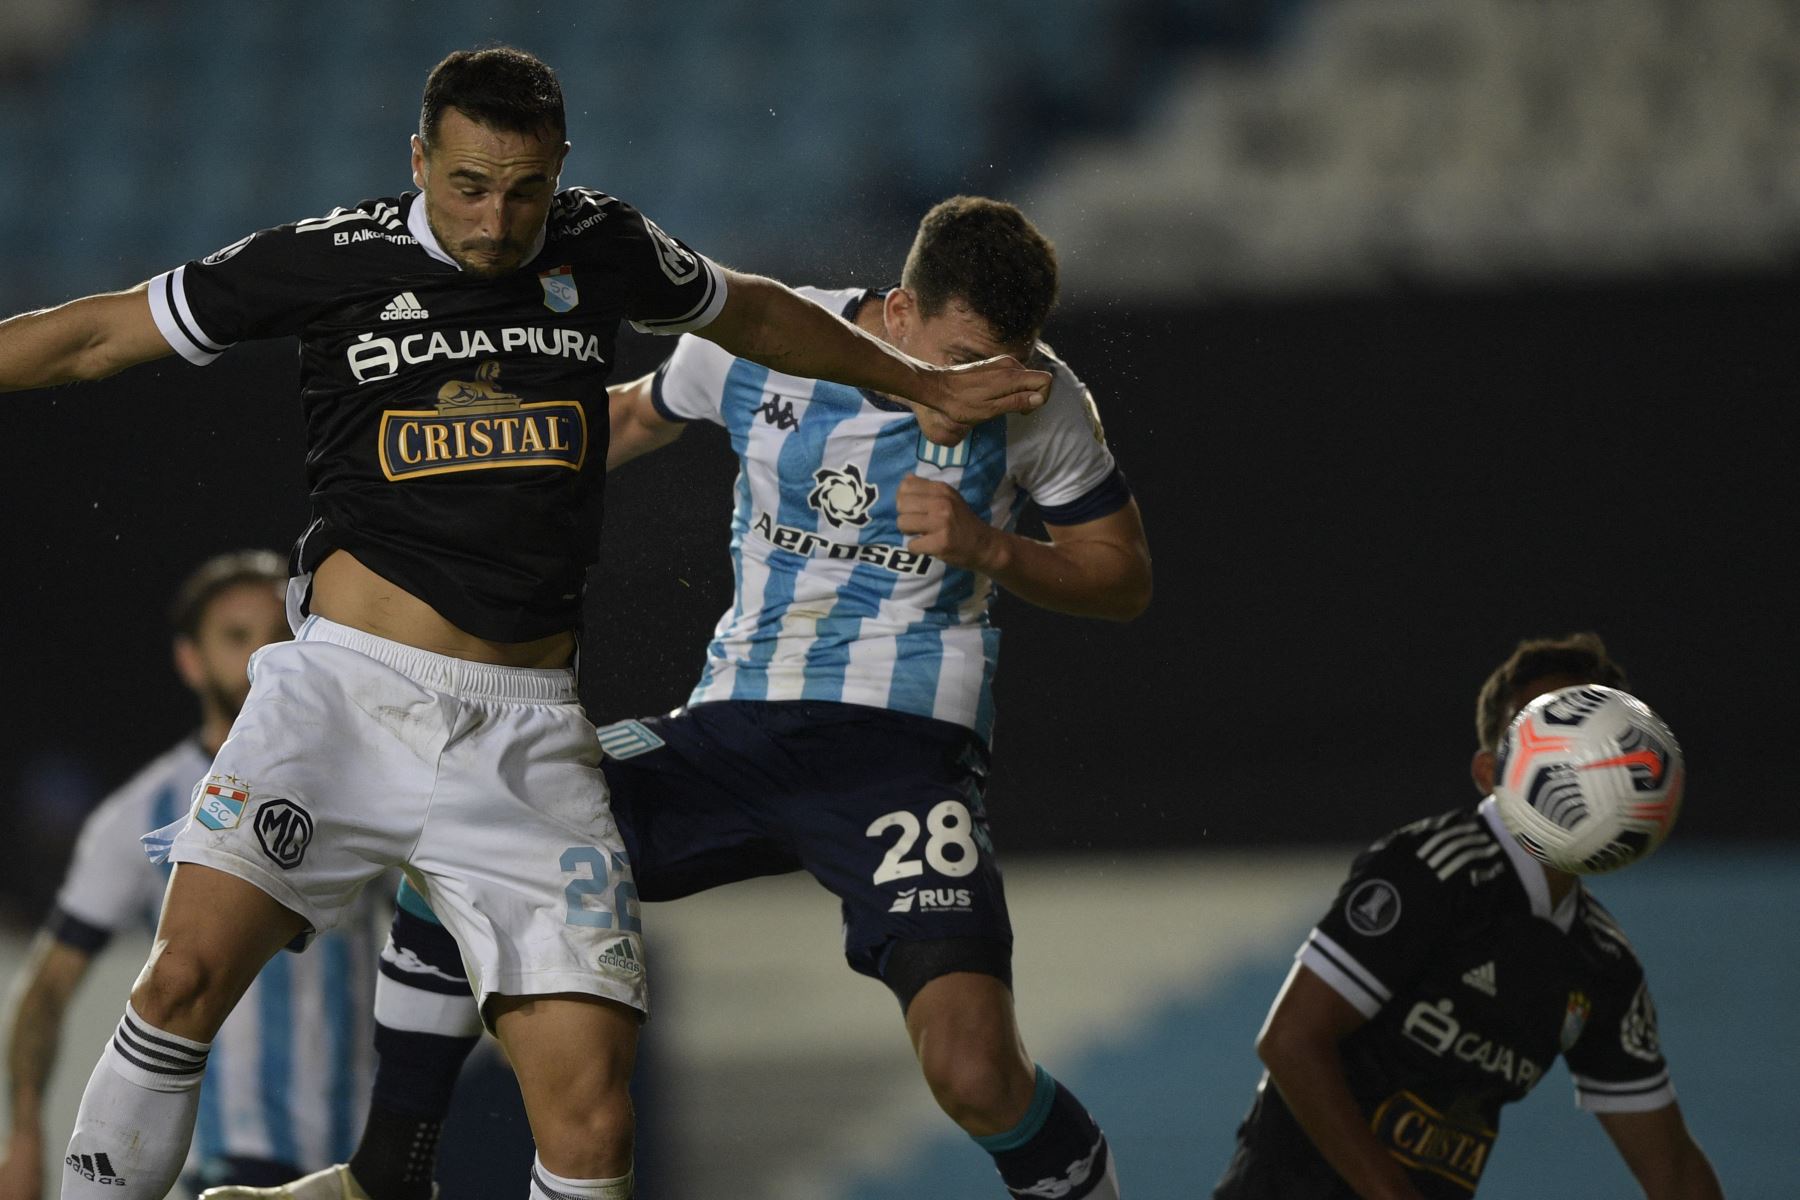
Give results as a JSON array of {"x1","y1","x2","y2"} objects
[
  {"x1": 973, "y1": 1064, "x2": 1056, "y2": 1154},
  {"x1": 258, "y1": 952, "x2": 300, "y2": 1166},
  {"x1": 396, "y1": 878, "x2": 441, "y2": 923}
]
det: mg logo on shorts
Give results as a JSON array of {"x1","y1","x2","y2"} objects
[{"x1": 254, "y1": 799, "x2": 315, "y2": 870}]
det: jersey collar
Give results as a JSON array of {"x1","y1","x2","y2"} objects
[
  {"x1": 1479, "y1": 796, "x2": 1580, "y2": 933},
  {"x1": 405, "y1": 193, "x2": 548, "y2": 272}
]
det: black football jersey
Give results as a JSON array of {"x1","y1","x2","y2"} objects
[
  {"x1": 147, "y1": 188, "x2": 726, "y2": 641},
  {"x1": 1214, "y1": 799, "x2": 1674, "y2": 1199}
]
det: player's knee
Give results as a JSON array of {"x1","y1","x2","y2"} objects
[
  {"x1": 530, "y1": 1085, "x2": 634, "y2": 1177},
  {"x1": 919, "y1": 1031, "x2": 1028, "y2": 1128},
  {"x1": 129, "y1": 946, "x2": 237, "y2": 1035}
]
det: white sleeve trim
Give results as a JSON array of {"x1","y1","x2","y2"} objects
[
  {"x1": 146, "y1": 267, "x2": 230, "y2": 365},
  {"x1": 1573, "y1": 1069, "x2": 1677, "y2": 1113},
  {"x1": 629, "y1": 255, "x2": 729, "y2": 336},
  {"x1": 1299, "y1": 929, "x2": 1391, "y2": 1019}
]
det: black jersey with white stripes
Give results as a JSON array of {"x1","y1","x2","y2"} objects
[
  {"x1": 147, "y1": 188, "x2": 726, "y2": 641},
  {"x1": 1215, "y1": 798, "x2": 1673, "y2": 1199}
]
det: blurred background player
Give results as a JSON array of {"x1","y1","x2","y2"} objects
[
  {"x1": 0, "y1": 552, "x2": 383, "y2": 1199},
  {"x1": 204, "y1": 197, "x2": 1148, "y2": 1200},
  {"x1": 1210, "y1": 633, "x2": 1724, "y2": 1199}
]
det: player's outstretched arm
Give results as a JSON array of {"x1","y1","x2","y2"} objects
[
  {"x1": 697, "y1": 270, "x2": 1049, "y2": 440},
  {"x1": 0, "y1": 285, "x2": 173, "y2": 393},
  {"x1": 1255, "y1": 964, "x2": 1429, "y2": 1200},
  {"x1": 1597, "y1": 1105, "x2": 1726, "y2": 1200},
  {"x1": 896, "y1": 479, "x2": 1152, "y2": 620},
  {"x1": 606, "y1": 372, "x2": 686, "y2": 470},
  {"x1": 0, "y1": 934, "x2": 95, "y2": 1200}
]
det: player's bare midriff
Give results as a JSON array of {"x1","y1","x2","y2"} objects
[{"x1": 310, "y1": 549, "x2": 575, "y2": 669}]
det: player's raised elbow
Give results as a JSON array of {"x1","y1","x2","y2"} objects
[{"x1": 1097, "y1": 554, "x2": 1152, "y2": 622}]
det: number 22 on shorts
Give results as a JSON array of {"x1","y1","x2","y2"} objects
[
  {"x1": 560, "y1": 845, "x2": 644, "y2": 933},
  {"x1": 866, "y1": 799, "x2": 979, "y2": 884}
]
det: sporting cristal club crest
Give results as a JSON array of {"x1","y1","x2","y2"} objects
[{"x1": 540, "y1": 265, "x2": 579, "y2": 313}]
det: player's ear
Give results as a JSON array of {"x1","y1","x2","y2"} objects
[
  {"x1": 410, "y1": 135, "x2": 427, "y2": 190},
  {"x1": 1471, "y1": 748, "x2": 1497, "y2": 796},
  {"x1": 884, "y1": 287, "x2": 917, "y2": 341},
  {"x1": 172, "y1": 636, "x2": 205, "y2": 692}
]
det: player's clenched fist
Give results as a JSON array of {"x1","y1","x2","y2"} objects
[
  {"x1": 915, "y1": 355, "x2": 1050, "y2": 441},
  {"x1": 897, "y1": 475, "x2": 997, "y2": 571}
]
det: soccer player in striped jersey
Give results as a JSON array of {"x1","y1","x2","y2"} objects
[
  {"x1": 1212, "y1": 633, "x2": 1723, "y2": 1200},
  {"x1": 0, "y1": 553, "x2": 384, "y2": 1198},
  {"x1": 208, "y1": 198, "x2": 1146, "y2": 1200}
]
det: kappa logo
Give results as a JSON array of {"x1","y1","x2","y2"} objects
[
  {"x1": 757, "y1": 395, "x2": 799, "y2": 431},
  {"x1": 64, "y1": 1150, "x2": 125, "y2": 1186},
  {"x1": 1010, "y1": 1134, "x2": 1104, "y2": 1198},
  {"x1": 381, "y1": 291, "x2": 430, "y2": 321},
  {"x1": 809, "y1": 463, "x2": 879, "y2": 528},
  {"x1": 598, "y1": 937, "x2": 644, "y2": 977},
  {"x1": 254, "y1": 799, "x2": 315, "y2": 870},
  {"x1": 888, "y1": 887, "x2": 974, "y2": 914},
  {"x1": 1461, "y1": 960, "x2": 1498, "y2": 997}
]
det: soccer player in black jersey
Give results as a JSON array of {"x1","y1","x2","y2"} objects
[
  {"x1": 0, "y1": 47, "x2": 1050, "y2": 1200},
  {"x1": 1212, "y1": 633, "x2": 1724, "y2": 1200}
]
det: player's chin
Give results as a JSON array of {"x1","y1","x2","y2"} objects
[{"x1": 456, "y1": 250, "x2": 523, "y2": 278}]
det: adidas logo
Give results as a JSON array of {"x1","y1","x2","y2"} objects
[
  {"x1": 597, "y1": 938, "x2": 644, "y2": 976},
  {"x1": 65, "y1": 1151, "x2": 126, "y2": 1185},
  {"x1": 380, "y1": 291, "x2": 430, "y2": 321},
  {"x1": 1461, "y1": 960, "x2": 1498, "y2": 997}
]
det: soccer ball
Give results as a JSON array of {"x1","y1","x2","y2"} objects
[{"x1": 1493, "y1": 685, "x2": 1685, "y2": 875}]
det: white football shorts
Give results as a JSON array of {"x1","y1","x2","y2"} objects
[{"x1": 164, "y1": 614, "x2": 647, "y2": 1018}]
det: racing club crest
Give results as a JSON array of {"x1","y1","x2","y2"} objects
[{"x1": 540, "y1": 266, "x2": 579, "y2": 313}]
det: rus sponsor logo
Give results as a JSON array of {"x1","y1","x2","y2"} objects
[
  {"x1": 379, "y1": 362, "x2": 587, "y2": 481},
  {"x1": 347, "y1": 325, "x2": 606, "y2": 383}
]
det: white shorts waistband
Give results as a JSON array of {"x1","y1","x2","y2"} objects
[{"x1": 292, "y1": 615, "x2": 578, "y2": 704}]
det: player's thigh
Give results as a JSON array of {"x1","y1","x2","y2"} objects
[
  {"x1": 488, "y1": 992, "x2": 638, "y2": 1157},
  {"x1": 165, "y1": 638, "x2": 437, "y2": 937},
  {"x1": 778, "y1": 708, "x2": 1014, "y2": 984},
  {"x1": 414, "y1": 699, "x2": 650, "y2": 1021},
  {"x1": 601, "y1": 709, "x2": 803, "y2": 900}
]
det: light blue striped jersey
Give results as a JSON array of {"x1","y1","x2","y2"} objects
[
  {"x1": 651, "y1": 286, "x2": 1128, "y2": 744},
  {"x1": 53, "y1": 738, "x2": 381, "y2": 1172}
]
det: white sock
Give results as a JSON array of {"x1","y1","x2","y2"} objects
[
  {"x1": 61, "y1": 1005, "x2": 209, "y2": 1198},
  {"x1": 528, "y1": 1154, "x2": 634, "y2": 1200}
]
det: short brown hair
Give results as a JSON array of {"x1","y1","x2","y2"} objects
[
  {"x1": 1474, "y1": 632, "x2": 1629, "y2": 752},
  {"x1": 900, "y1": 196, "x2": 1059, "y2": 349},
  {"x1": 420, "y1": 46, "x2": 566, "y2": 148},
  {"x1": 169, "y1": 550, "x2": 285, "y2": 639}
]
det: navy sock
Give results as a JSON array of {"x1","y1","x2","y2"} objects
[
  {"x1": 348, "y1": 903, "x2": 480, "y2": 1200},
  {"x1": 974, "y1": 1066, "x2": 1117, "y2": 1200}
]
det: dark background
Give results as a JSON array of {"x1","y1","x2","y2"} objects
[{"x1": 6, "y1": 269, "x2": 1791, "y2": 920}]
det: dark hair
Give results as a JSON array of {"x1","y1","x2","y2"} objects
[
  {"x1": 419, "y1": 46, "x2": 566, "y2": 148},
  {"x1": 1474, "y1": 632, "x2": 1630, "y2": 751},
  {"x1": 169, "y1": 550, "x2": 285, "y2": 639},
  {"x1": 900, "y1": 196, "x2": 1059, "y2": 348}
]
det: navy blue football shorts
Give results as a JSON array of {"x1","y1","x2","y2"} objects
[{"x1": 599, "y1": 700, "x2": 1013, "y2": 987}]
